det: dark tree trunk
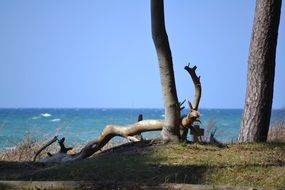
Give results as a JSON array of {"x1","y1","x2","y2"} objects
[
  {"x1": 238, "y1": 0, "x2": 282, "y2": 142},
  {"x1": 151, "y1": 0, "x2": 180, "y2": 141}
]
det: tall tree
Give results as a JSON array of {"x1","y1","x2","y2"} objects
[
  {"x1": 151, "y1": 0, "x2": 181, "y2": 141},
  {"x1": 238, "y1": 0, "x2": 282, "y2": 142}
]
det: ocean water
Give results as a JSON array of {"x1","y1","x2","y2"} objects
[{"x1": 0, "y1": 108, "x2": 284, "y2": 149}]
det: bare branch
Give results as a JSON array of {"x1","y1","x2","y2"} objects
[
  {"x1": 75, "y1": 120, "x2": 164, "y2": 160},
  {"x1": 184, "y1": 65, "x2": 202, "y2": 110},
  {"x1": 33, "y1": 136, "x2": 58, "y2": 162},
  {"x1": 58, "y1": 138, "x2": 73, "y2": 153},
  {"x1": 188, "y1": 101, "x2": 193, "y2": 110},
  {"x1": 134, "y1": 114, "x2": 144, "y2": 141},
  {"x1": 37, "y1": 120, "x2": 164, "y2": 163},
  {"x1": 179, "y1": 99, "x2": 186, "y2": 111}
]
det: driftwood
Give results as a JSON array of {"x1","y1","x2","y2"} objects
[
  {"x1": 180, "y1": 64, "x2": 202, "y2": 142},
  {"x1": 210, "y1": 129, "x2": 227, "y2": 148},
  {"x1": 36, "y1": 120, "x2": 164, "y2": 163},
  {"x1": 33, "y1": 136, "x2": 58, "y2": 161},
  {"x1": 35, "y1": 65, "x2": 202, "y2": 164}
]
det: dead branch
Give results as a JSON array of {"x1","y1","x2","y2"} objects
[
  {"x1": 184, "y1": 64, "x2": 202, "y2": 111},
  {"x1": 74, "y1": 120, "x2": 164, "y2": 160},
  {"x1": 58, "y1": 138, "x2": 73, "y2": 153},
  {"x1": 179, "y1": 99, "x2": 186, "y2": 111},
  {"x1": 33, "y1": 136, "x2": 58, "y2": 162},
  {"x1": 180, "y1": 65, "x2": 201, "y2": 127},
  {"x1": 37, "y1": 120, "x2": 164, "y2": 163},
  {"x1": 180, "y1": 64, "x2": 202, "y2": 142},
  {"x1": 37, "y1": 65, "x2": 203, "y2": 163},
  {"x1": 210, "y1": 132, "x2": 227, "y2": 148},
  {"x1": 133, "y1": 114, "x2": 144, "y2": 141}
]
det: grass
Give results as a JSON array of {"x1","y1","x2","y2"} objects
[
  {"x1": 0, "y1": 120, "x2": 285, "y2": 188},
  {"x1": 1, "y1": 140, "x2": 283, "y2": 188}
]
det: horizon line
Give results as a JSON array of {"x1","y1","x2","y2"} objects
[{"x1": 0, "y1": 107, "x2": 283, "y2": 110}]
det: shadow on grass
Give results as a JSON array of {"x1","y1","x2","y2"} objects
[
  {"x1": 1, "y1": 140, "x2": 285, "y2": 186},
  {"x1": 0, "y1": 161, "x2": 46, "y2": 180},
  {"x1": 12, "y1": 141, "x2": 210, "y2": 184},
  {"x1": 18, "y1": 158, "x2": 209, "y2": 184}
]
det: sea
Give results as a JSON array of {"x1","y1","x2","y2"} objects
[{"x1": 0, "y1": 108, "x2": 284, "y2": 150}]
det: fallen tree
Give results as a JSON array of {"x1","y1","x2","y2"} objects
[
  {"x1": 34, "y1": 0, "x2": 203, "y2": 164},
  {"x1": 34, "y1": 65, "x2": 202, "y2": 164}
]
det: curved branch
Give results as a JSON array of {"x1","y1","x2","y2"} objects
[
  {"x1": 37, "y1": 120, "x2": 164, "y2": 163},
  {"x1": 75, "y1": 120, "x2": 164, "y2": 160},
  {"x1": 33, "y1": 136, "x2": 58, "y2": 162},
  {"x1": 184, "y1": 65, "x2": 202, "y2": 111}
]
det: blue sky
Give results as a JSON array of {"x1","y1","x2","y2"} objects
[{"x1": 0, "y1": 1, "x2": 284, "y2": 109}]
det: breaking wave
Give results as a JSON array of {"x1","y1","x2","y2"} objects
[
  {"x1": 50, "y1": 118, "x2": 61, "y2": 122},
  {"x1": 41, "y1": 113, "x2": 52, "y2": 117}
]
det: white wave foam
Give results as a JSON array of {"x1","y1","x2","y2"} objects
[
  {"x1": 51, "y1": 118, "x2": 61, "y2": 122},
  {"x1": 32, "y1": 116, "x2": 40, "y2": 120},
  {"x1": 41, "y1": 113, "x2": 52, "y2": 117}
]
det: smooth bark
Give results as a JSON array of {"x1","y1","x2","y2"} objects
[
  {"x1": 37, "y1": 120, "x2": 164, "y2": 163},
  {"x1": 151, "y1": 0, "x2": 180, "y2": 141}
]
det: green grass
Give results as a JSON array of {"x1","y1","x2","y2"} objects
[{"x1": 6, "y1": 141, "x2": 283, "y2": 188}]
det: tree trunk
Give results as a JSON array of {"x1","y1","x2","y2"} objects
[
  {"x1": 238, "y1": 0, "x2": 282, "y2": 142},
  {"x1": 151, "y1": 0, "x2": 180, "y2": 142}
]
